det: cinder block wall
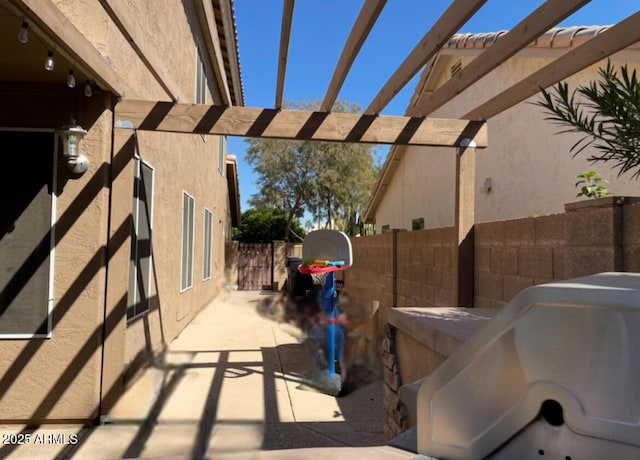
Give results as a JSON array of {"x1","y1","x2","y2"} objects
[
  {"x1": 624, "y1": 202, "x2": 640, "y2": 272},
  {"x1": 563, "y1": 199, "x2": 625, "y2": 278},
  {"x1": 474, "y1": 198, "x2": 640, "y2": 307},
  {"x1": 474, "y1": 214, "x2": 565, "y2": 308},
  {"x1": 344, "y1": 232, "x2": 394, "y2": 357},
  {"x1": 350, "y1": 198, "x2": 640, "y2": 316},
  {"x1": 396, "y1": 227, "x2": 456, "y2": 308}
]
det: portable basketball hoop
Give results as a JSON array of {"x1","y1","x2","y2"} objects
[
  {"x1": 299, "y1": 262, "x2": 345, "y2": 286},
  {"x1": 299, "y1": 228, "x2": 352, "y2": 287},
  {"x1": 298, "y1": 229, "x2": 353, "y2": 396}
]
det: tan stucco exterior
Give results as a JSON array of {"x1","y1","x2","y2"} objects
[
  {"x1": 0, "y1": 0, "x2": 241, "y2": 423},
  {"x1": 122, "y1": 130, "x2": 230, "y2": 368},
  {"x1": 374, "y1": 47, "x2": 640, "y2": 231}
]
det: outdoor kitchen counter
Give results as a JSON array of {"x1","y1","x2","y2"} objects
[
  {"x1": 381, "y1": 306, "x2": 501, "y2": 440},
  {"x1": 387, "y1": 307, "x2": 500, "y2": 358}
]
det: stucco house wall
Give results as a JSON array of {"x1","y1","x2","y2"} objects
[
  {"x1": 376, "y1": 146, "x2": 456, "y2": 231},
  {"x1": 374, "y1": 38, "x2": 640, "y2": 231},
  {"x1": 123, "y1": 130, "x2": 231, "y2": 373},
  {"x1": 0, "y1": 0, "x2": 241, "y2": 424}
]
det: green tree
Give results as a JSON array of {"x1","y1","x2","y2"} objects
[
  {"x1": 535, "y1": 61, "x2": 640, "y2": 179},
  {"x1": 309, "y1": 137, "x2": 378, "y2": 235},
  {"x1": 233, "y1": 208, "x2": 305, "y2": 243},
  {"x1": 245, "y1": 136, "x2": 319, "y2": 241},
  {"x1": 245, "y1": 100, "x2": 378, "y2": 238}
]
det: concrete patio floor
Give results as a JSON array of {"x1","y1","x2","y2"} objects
[{"x1": 0, "y1": 289, "x2": 414, "y2": 460}]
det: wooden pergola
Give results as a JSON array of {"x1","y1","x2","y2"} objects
[
  {"x1": 112, "y1": 1, "x2": 640, "y2": 146},
  {"x1": 11, "y1": 0, "x2": 637, "y2": 145},
  {"x1": 112, "y1": 1, "x2": 640, "y2": 308}
]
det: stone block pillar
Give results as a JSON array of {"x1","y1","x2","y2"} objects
[{"x1": 563, "y1": 197, "x2": 628, "y2": 278}]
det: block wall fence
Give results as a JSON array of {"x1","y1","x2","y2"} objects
[
  {"x1": 345, "y1": 197, "x2": 640, "y2": 336},
  {"x1": 224, "y1": 198, "x2": 639, "y2": 346}
]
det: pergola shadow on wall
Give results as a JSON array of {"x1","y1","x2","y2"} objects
[{"x1": 112, "y1": 1, "x2": 640, "y2": 309}]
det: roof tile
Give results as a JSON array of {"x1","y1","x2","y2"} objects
[{"x1": 446, "y1": 25, "x2": 617, "y2": 50}]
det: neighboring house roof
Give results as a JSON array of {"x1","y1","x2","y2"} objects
[
  {"x1": 446, "y1": 25, "x2": 613, "y2": 50},
  {"x1": 363, "y1": 25, "x2": 637, "y2": 224}
]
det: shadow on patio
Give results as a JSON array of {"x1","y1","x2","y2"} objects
[{"x1": 2, "y1": 290, "x2": 390, "y2": 459}]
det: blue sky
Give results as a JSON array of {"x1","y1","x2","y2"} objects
[{"x1": 228, "y1": 0, "x2": 638, "y2": 216}]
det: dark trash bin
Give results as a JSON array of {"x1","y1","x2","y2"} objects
[{"x1": 286, "y1": 256, "x2": 312, "y2": 297}]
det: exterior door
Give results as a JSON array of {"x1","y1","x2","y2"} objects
[
  {"x1": 0, "y1": 130, "x2": 55, "y2": 338},
  {"x1": 238, "y1": 243, "x2": 272, "y2": 290}
]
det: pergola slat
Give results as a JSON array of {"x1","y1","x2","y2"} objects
[
  {"x1": 114, "y1": 100, "x2": 487, "y2": 147},
  {"x1": 275, "y1": 0, "x2": 295, "y2": 109},
  {"x1": 364, "y1": 0, "x2": 488, "y2": 115},
  {"x1": 415, "y1": 0, "x2": 590, "y2": 116},
  {"x1": 463, "y1": 11, "x2": 640, "y2": 120},
  {"x1": 320, "y1": 0, "x2": 387, "y2": 112}
]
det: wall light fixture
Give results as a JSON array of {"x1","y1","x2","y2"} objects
[{"x1": 57, "y1": 117, "x2": 89, "y2": 175}]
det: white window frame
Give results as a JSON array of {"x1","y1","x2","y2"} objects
[
  {"x1": 195, "y1": 43, "x2": 207, "y2": 104},
  {"x1": 127, "y1": 157, "x2": 155, "y2": 322},
  {"x1": 181, "y1": 192, "x2": 195, "y2": 292},
  {"x1": 203, "y1": 208, "x2": 213, "y2": 281}
]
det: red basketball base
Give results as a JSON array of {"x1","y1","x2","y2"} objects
[{"x1": 298, "y1": 264, "x2": 347, "y2": 276}]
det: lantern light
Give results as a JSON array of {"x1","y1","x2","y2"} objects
[{"x1": 57, "y1": 117, "x2": 89, "y2": 175}]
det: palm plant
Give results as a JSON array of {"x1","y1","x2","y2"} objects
[{"x1": 535, "y1": 61, "x2": 640, "y2": 179}]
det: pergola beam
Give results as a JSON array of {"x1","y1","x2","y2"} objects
[
  {"x1": 114, "y1": 100, "x2": 487, "y2": 147},
  {"x1": 463, "y1": 11, "x2": 640, "y2": 120},
  {"x1": 320, "y1": 0, "x2": 387, "y2": 112},
  {"x1": 365, "y1": 0, "x2": 488, "y2": 115},
  {"x1": 275, "y1": 0, "x2": 295, "y2": 109},
  {"x1": 415, "y1": 0, "x2": 591, "y2": 116}
]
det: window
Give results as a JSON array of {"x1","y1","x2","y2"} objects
[
  {"x1": 218, "y1": 136, "x2": 226, "y2": 175},
  {"x1": 203, "y1": 209, "x2": 213, "y2": 280},
  {"x1": 412, "y1": 217, "x2": 425, "y2": 231},
  {"x1": 0, "y1": 130, "x2": 56, "y2": 338},
  {"x1": 181, "y1": 192, "x2": 195, "y2": 291},
  {"x1": 128, "y1": 158, "x2": 154, "y2": 320},
  {"x1": 195, "y1": 44, "x2": 206, "y2": 104}
]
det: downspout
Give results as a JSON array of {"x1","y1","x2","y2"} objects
[{"x1": 97, "y1": 95, "x2": 118, "y2": 424}]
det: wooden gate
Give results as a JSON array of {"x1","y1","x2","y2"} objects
[{"x1": 238, "y1": 243, "x2": 273, "y2": 290}]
